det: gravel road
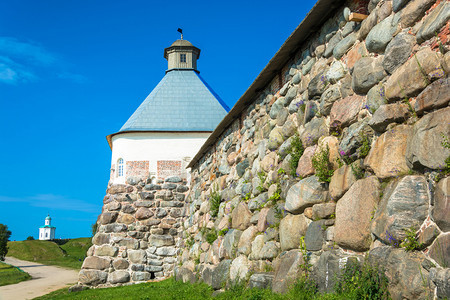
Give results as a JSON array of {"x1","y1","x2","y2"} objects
[{"x1": 0, "y1": 257, "x2": 78, "y2": 300}]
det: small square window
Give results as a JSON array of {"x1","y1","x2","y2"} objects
[{"x1": 180, "y1": 54, "x2": 186, "y2": 63}]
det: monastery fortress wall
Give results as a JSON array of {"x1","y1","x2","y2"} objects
[{"x1": 78, "y1": 0, "x2": 450, "y2": 298}]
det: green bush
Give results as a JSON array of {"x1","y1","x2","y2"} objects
[
  {"x1": 0, "y1": 224, "x2": 11, "y2": 261},
  {"x1": 312, "y1": 145, "x2": 334, "y2": 183}
]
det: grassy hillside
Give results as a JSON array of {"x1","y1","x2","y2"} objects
[
  {"x1": 7, "y1": 238, "x2": 92, "y2": 270},
  {"x1": 0, "y1": 261, "x2": 31, "y2": 286}
]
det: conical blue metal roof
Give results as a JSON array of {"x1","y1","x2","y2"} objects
[{"x1": 118, "y1": 70, "x2": 229, "y2": 132}]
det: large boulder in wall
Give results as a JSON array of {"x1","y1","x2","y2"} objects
[
  {"x1": 371, "y1": 175, "x2": 429, "y2": 244},
  {"x1": 368, "y1": 246, "x2": 431, "y2": 299},
  {"x1": 406, "y1": 107, "x2": 450, "y2": 171},
  {"x1": 335, "y1": 176, "x2": 380, "y2": 251}
]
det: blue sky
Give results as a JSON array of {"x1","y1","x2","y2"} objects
[{"x1": 0, "y1": 0, "x2": 316, "y2": 241}]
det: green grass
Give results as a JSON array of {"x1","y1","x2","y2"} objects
[
  {"x1": 35, "y1": 277, "x2": 214, "y2": 300},
  {"x1": 7, "y1": 237, "x2": 92, "y2": 270},
  {"x1": 32, "y1": 279, "x2": 366, "y2": 300},
  {"x1": 0, "y1": 261, "x2": 31, "y2": 286},
  {"x1": 34, "y1": 269, "x2": 390, "y2": 300}
]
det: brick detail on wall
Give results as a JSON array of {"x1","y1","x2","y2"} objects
[
  {"x1": 270, "y1": 73, "x2": 281, "y2": 95},
  {"x1": 157, "y1": 160, "x2": 182, "y2": 179},
  {"x1": 281, "y1": 63, "x2": 289, "y2": 86},
  {"x1": 348, "y1": 0, "x2": 369, "y2": 14},
  {"x1": 126, "y1": 161, "x2": 149, "y2": 178}
]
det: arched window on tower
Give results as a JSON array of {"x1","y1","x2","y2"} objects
[{"x1": 117, "y1": 158, "x2": 124, "y2": 177}]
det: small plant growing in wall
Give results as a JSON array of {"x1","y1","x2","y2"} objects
[
  {"x1": 402, "y1": 96, "x2": 417, "y2": 119},
  {"x1": 299, "y1": 101, "x2": 306, "y2": 113},
  {"x1": 414, "y1": 54, "x2": 431, "y2": 86},
  {"x1": 441, "y1": 133, "x2": 450, "y2": 175},
  {"x1": 263, "y1": 263, "x2": 274, "y2": 272},
  {"x1": 289, "y1": 134, "x2": 305, "y2": 177},
  {"x1": 257, "y1": 172, "x2": 267, "y2": 192},
  {"x1": 401, "y1": 227, "x2": 424, "y2": 252},
  {"x1": 194, "y1": 253, "x2": 201, "y2": 265},
  {"x1": 351, "y1": 161, "x2": 365, "y2": 180},
  {"x1": 274, "y1": 205, "x2": 284, "y2": 220},
  {"x1": 205, "y1": 229, "x2": 218, "y2": 244},
  {"x1": 269, "y1": 184, "x2": 282, "y2": 206},
  {"x1": 298, "y1": 236, "x2": 312, "y2": 274},
  {"x1": 218, "y1": 228, "x2": 229, "y2": 236},
  {"x1": 185, "y1": 236, "x2": 194, "y2": 248},
  {"x1": 277, "y1": 168, "x2": 286, "y2": 175},
  {"x1": 209, "y1": 184, "x2": 221, "y2": 218},
  {"x1": 385, "y1": 230, "x2": 401, "y2": 248},
  {"x1": 358, "y1": 132, "x2": 371, "y2": 158},
  {"x1": 435, "y1": 31, "x2": 446, "y2": 54},
  {"x1": 312, "y1": 145, "x2": 334, "y2": 183}
]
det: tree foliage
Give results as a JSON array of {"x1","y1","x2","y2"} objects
[{"x1": 0, "y1": 224, "x2": 11, "y2": 261}]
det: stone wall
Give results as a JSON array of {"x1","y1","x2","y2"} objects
[
  {"x1": 176, "y1": 0, "x2": 450, "y2": 299},
  {"x1": 77, "y1": 176, "x2": 189, "y2": 287}
]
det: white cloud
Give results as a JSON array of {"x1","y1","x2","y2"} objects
[
  {"x1": 0, "y1": 56, "x2": 36, "y2": 84},
  {"x1": 0, "y1": 37, "x2": 86, "y2": 84},
  {"x1": 0, "y1": 194, "x2": 99, "y2": 213},
  {"x1": 0, "y1": 63, "x2": 17, "y2": 83},
  {"x1": 0, "y1": 37, "x2": 57, "y2": 66}
]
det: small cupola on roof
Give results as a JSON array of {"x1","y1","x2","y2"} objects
[{"x1": 164, "y1": 39, "x2": 201, "y2": 72}]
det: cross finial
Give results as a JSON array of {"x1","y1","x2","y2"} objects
[{"x1": 177, "y1": 28, "x2": 183, "y2": 40}]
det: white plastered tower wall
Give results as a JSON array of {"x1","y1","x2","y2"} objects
[{"x1": 110, "y1": 131, "x2": 210, "y2": 184}]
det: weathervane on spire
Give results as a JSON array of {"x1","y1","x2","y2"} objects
[{"x1": 177, "y1": 28, "x2": 183, "y2": 40}]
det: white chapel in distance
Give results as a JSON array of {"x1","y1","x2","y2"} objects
[{"x1": 39, "y1": 214, "x2": 56, "y2": 240}]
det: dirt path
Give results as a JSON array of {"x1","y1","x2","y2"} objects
[{"x1": 0, "y1": 257, "x2": 79, "y2": 300}]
